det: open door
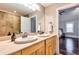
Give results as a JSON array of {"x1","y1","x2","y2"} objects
[{"x1": 30, "y1": 16, "x2": 36, "y2": 32}]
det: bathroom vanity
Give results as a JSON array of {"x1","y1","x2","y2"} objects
[{"x1": 0, "y1": 33, "x2": 57, "y2": 55}]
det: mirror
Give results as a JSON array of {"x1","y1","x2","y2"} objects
[{"x1": 0, "y1": 3, "x2": 45, "y2": 37}]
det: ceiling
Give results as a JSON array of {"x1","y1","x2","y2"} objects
[
  {"x1": 0, "y1": 3, "x2": 35, "y2": 16},
  {"x1": 0, "y1": 3, "x2": 53, "y2": 16}
]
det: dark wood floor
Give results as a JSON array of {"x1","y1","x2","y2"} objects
[{"x1": 59, "y1": 37, "x2": 79, "y2": 55}]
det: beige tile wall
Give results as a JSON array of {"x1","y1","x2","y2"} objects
[{"x1": 0, "y1": 11, "x2": 20, "y2": 36}]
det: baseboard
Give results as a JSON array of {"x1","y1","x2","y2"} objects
[{"x1": 65, "y1": 35, "x2": 79, "y2": 38}]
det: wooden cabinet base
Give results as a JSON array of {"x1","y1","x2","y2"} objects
[
  {"x1": 22, "y1": 41, "x2": 45, "y2": 55},
  {"x1": 11, "y1": 35, "x2": 57, "y2": 55}
]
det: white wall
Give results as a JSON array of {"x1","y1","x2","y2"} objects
[{"x1": 45, "y1": 3, "x2": 70, "y2": 34}]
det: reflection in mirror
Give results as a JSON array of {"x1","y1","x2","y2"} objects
[{"x1": 0, "y1": 3, "x2": 45, "y2": 37}]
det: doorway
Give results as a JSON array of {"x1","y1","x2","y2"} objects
[
  {"x1": 30, "y1": 16, "x2": 36, "y2": 32},
  {"x1": 58, "y1": 4, "x2": 79, "y2": 55}
]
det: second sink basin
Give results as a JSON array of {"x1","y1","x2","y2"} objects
[
  {"x1": 14, "y1": 36, "x2": 38, "y2": 44},
  {"x1": 37, "y1": 33, "x2": 50, "y2": 37}
]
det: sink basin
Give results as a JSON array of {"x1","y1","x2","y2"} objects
[
  {"x1": 37, "y1": 34, "x2": 50, "y2": 37},
  {"x1": 14, "y1": 36, "x2": 38, "y2": 44}
]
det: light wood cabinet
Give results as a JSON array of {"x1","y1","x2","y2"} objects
[
  {"x1": 53, "y1": 36, "x2": 56, "y2": 54},
  {"x1": 46, "y1": 36, "x2": 56, "y2": 55},
  {"x1": 11, "y1": 35, "x2": 57, "y2": 55},
  {"x1": 22, "y1": 41, "x2": 45, "y2": 55}
]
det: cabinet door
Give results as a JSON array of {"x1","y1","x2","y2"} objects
[
  {"x1": 35, "y1": 45, "x2": 45, "y2": 55},
  {"x1": 30, "y1": 46, "x2": 45, "y2": 55},
  {"x1": 46, "y1": 36, "x2": 56, "y2": 55},
  {"x1": 46, "y1": 40, "x2": 53, "y2": 55},
  {"x1": 22, "y1": 41, "x2": 45, "y2": 55}
]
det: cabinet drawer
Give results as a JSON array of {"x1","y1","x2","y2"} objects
[
  {"x1": 46, "y1": 37, "x2": 53, "y2": 44},
  {"x1": 46, "y1": 36, "x2": 56, "y2": 44}
]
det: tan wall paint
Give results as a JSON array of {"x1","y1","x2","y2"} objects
[
  {"x1": 29, "y1": 4, "x2": 45, "y2": 32},
  {"x1": 45, "y1": 3, "x2": 70, "y2": 33},
  {"x1": 0, "y1": 11, "x2": 20, "y2": 36}
]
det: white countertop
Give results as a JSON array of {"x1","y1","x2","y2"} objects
[{"x1": 0, "y1": 33, "x2": 56, "y2": 55}]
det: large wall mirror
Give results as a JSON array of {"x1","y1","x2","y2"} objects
[{"x1": 0, "y1": 3, "x2": 45, "y2": 36}]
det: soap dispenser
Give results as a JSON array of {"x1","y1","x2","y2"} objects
[
  {"x1": 11, "y1": 33, "x2": 16, "y2": 42},
  {"x1": 48, "y1": 22, "x2": 53, "y2": 33},
  {"x1": 8, "y1": 32, "x2": 11, "y2": 36},
  {"x1": 37, "y1": 23, "x2": 41, "y2": 33}
]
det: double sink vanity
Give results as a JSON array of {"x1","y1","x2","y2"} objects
[
  {"x1": 0, "y1": 32, "x2": 57, "y2": 55},
  {"x1": 0, "y1": 3, "x2": 57, "y2": 55}
]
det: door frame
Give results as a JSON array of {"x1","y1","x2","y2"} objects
[
  {"x1": 30, "y1": 15, "x2": 37, "y2": 32},
  {"x1": 56, "y1": 3, "x2": 78, "y2": 54}
]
